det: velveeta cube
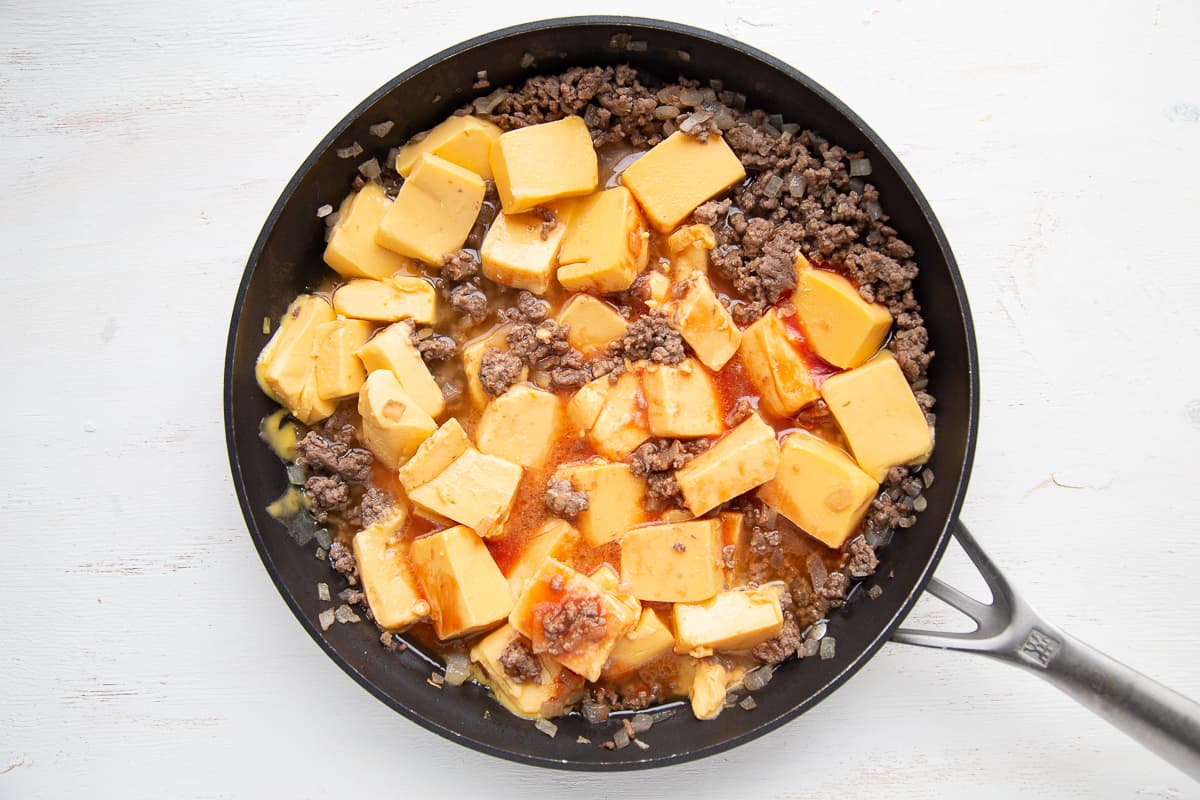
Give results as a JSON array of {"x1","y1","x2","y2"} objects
[
  {"x1": 667, "y1": 223, "x2": 716, "y2": 280},
  {"x1": 354, "y1": 322, "x2": 444, "y2": 418},
  {"x1": 396, "y1": 417, "x2": 471, "y2": 493},
  {"x1": 757, "y1": 430, "x2": 879, "y2": 548},
  {"x1": 641, "y1": 358, "x2": 723, "y2": 438},
  {"x1": 256, "y1": 295, "x2": 336, "y2": 424},
  {"x1": 407, "y1": 447, "x2": 523, "y2": 539},
  {"x1": 556, "y1": 294, "x2": 628, "y2": 354},
  {"x1": 480, "y1": 205, "x2": 570, "y2": 294},
  {"x1": 475, "y1": 384, "x2": 563, "y2": 469},
  {"x1": 353, "y1": 512, "x2": 430, "y2": 632},
  {"x1": 820, "y1": 354, "x2": 933, "y2": 482},
  {"x1": 376, "y1": 153, "x2": 486, "y2": 265},
  {"x1": 602, "y1": 607, "x2": 676, "y2": 679},
  {"x1": 569, "y1": 371, "x2": 650, "y2": 460},
  {"x1": 395, "y1": 115, "x2": 502, "y2": 179},
  {"x1": 672, "y1": 273, "x2": 741, "y2": 371},
  {"x1": 675, "y1": 413, "x2": 781, "y2": 515},
  {"x1": 555, "y1": 461, "x2": 647, "y2": 546},
  {"x1": 586, "y1": 564, "x2": 641, "y2": 623},
  {"x1": 313, "y1": 319, "x2": 374, "y2": 401},
  {"x1": 323, "y1": 184, "x2": 421, "y2": 280},
  {"x1": 673, "y1": 584, "x2": 785, "y2": 656},
  {"x1": 792, "y1": 261, "x2": 892, "y2": 369},
  {"x1": 507, "y1": 559, "x2": 637, "y2": 682},
  {"x1": 620, "y1": 132, "x2": 746, "y2": 232},
  {"x1": 410, "y1": 525, "x2": 514, "y2": 639},
  {"x1": 556, "y1": 186, "x2": 649, "y2": 294},
  {"x1": 737, "y1": 308, "x2": 819, "y2": 417},
  {"x1": 503, "y1": 518, "x2": 579, "y2": 596},
  {"x1": 689, "y1": 657, "x2": 729, "y2": 720},
  {"x1": 718, "y1": 511, "x2": 747, "y2": 588},
  {"x1": 469, "y1": 624, "x2": 585, "y2": 718},
  {"x1": 462, "y1": 324, "x2": 525, "y2": 408},
  {"x1": 357, "y1": 370, "x2": 437, "y2": 468},
  {"x1": 490, "y1": 115, "x2": 598, "y2": 213},
  {"x1": 332, "y1": 277, "x2": 436, "y2": 324},
  {"x1": 620, "y1": 519, "x2": 723, "y2": 603}
]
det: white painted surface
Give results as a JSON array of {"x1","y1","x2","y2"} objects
[{"x1": 2, "y1": 0, "x2": 1198, "y2": 797}]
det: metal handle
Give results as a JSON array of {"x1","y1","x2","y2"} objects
[{"x1": 893, "y1": 520, "x2": 1200, "y2": 781}]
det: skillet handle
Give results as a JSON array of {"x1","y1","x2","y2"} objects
[{"x1": 892, "y1": 520, "x2": 1200, "y2": 781}]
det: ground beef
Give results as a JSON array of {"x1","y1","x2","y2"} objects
[
  {"x1": 629, "y1": 438, "x2": 708, "y2": 506},
  {"x1": 358, "y1": 487, "x2": 393, "y2": 527},
  {"x1": 448, "y1": 282, "x2": 488, "y2": 322},
  {"x1": 380, "y1": 631, "x2": 408, "y2": 652},
  {"x1": 499, "y1": 638, "x2": 542, "y2": 684},
  {"x1": 478, "y1": 349, "x2": 524, "y2": 396},
  {"x1": 328, "y1": 541, "x2": 358, "y2": 586},
  {"x1": 587, "y1": 684, "x2": 663, "y2": 713},
  {"x1": 319, "y1": 404, "x2": 358, "y2": 445},
  {"x1": 305, "y1": 475, "x2": 351, "y2": 523},
  {"x1": 540, "y1": 597, "x2": 607, "y2": 657},
  {"x1": 752, "y1": 616, "x2": 801, "y2": 664},
  {"x1": 499, "y1": 290, "x2": 550, "y2": 324},
  {"x1": 819, "y1": 571, "x2": 850, "y2": 604},
  {"x1": 846, "y1": 535, "x2": 879, "y2": 578},
  {"x1": 442, "y1": 248, "x2": 480, "y2": 281},
  {"x1": 486, "y1": 315, "x2": 590, "y2": 391},
  {"x1": 749, "y1": 526, "x2": 782, "y2": 554},
  {"x1": 725, "y1": 397, "x2": 756, "y2": 427},
  {"x1": 533, "y1": 206, "x2": 558, "y2": 240},
  {"x1": 611, "y1": 312, "x2": 686, "y2": 364},
  {"x1": 295, "y1": 431, "x2": 373, "y2": 483},
  {"x1": 411, "y1": 329, "x2": 458, "y2": 362},
  {"x1": 544, "y1": 477, "x2": 589, "y2": 520}
]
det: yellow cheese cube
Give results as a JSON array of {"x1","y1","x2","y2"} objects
[
  {"x1": 476, "y1": 385, "x2": 563, "y2": 469},
  {"x1": 479, "y1": 205, "x2": 569, "y2": 294},
  {"x1": 719, "y1": 511, "x2": 747, "y2": 588},
  {"x1": 556, "y1": 186, "x2": 649, "y2": 293},
  {"x1": 821, "y1": 359, "x2": 933, "y2": 480},
  {"x1": 503, "y1": 518, "x2": 579, "y2": 596},
  {"x1": 620, "y1": 519, "x2": 723, "y2": 603},
  {"x1": 673, "y1": 584, "x2": 784, "y2": 656},
  {"x1": 689, "y1": 658, "x2": 729, "y2": 720},
  {"x1": 556, "y1": 294, "x2": 628, "y2": 354},
  {"x1": 332, "y1": 277, "x2": 436, "y2": 324},
  {"x1": 490, "y1": 116, "x2": 598, "y2": 213},
  {"x1": 376, "y1": 153, "x2": 485, "y2": 265},
  {"x1": 676, "y1": 413, "x2": 781, "y2": 515},
  {"x1": 603, "y1": 608, "x2": 676, "y2": 679},
  {"x1": 738, "y1": 308, "x2": 819, "y2": 417},
  {"x1": 354, "y1": 322, "x2": 444, "y2": 419},
  {"x1": 792, "y1": 264, "x2": 892, "y2": 368},
  {"x1": 587, "y1": 564, "x2": 642, "y2": 622},
  {"x1": 508, "y1": 559, "x2": 637, "y2": 682},
  {"x1": 642, "y1": 358, "x2": 723, "y2": 438},
  {"x1": 620, "y1": 132, "x2": 746, "y2": 232},
  {"x1": 256, "y1": 295, "x2": 336, "y2": 424},
  {"x1": 565, "y1": 380, "x2": 606, "y2": 433},
  {"x1": 555, "y1": 461, "x2": 648, "y2": 546},
  {"x1": 410, "y1": 525, "x2": 514, "y2": 639},
  {"x1": 667, "y1": 223, "x2": 717, "y2": 280},
  {"x1": 462, "y1": 324, "x2": 526, "y2": 408},
  {"x1": 323, "y1": 184, "x2": 421, "y2": 280},
  {"x1": 571, "y1": 371, "x2": 650, "y2": 460},
  {"x1": 758, "y1": 430, "x2": 879, "y2": 547},
  {"x1": 407, "y1": 448, "x2": 523, "y2": 539},
  {"x1": 354, "y1": 517, "x2": 431, "y2": 632},
  {"x1": 396, "y1": 417, "x2": 471, "y2": 492},
  {"x1": 470, "y1": 624, "x2": 586, "y2": 718},
  {"x1": 313, "y1": 319, "x2": 373, "y2": 401},
  {"x1": 357, "y1": 369, "x2": 437, "y2": 468},
  {"x1": 672, "y1": 273, "x2": 741, "y2": 371},
  {"x1": 395, "y1": 115, "x2": 502, "y2": 179}
]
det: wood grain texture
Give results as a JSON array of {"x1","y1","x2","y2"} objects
[{"x1": 2, "y1": 0, "x2": 1198, "y2": 797}]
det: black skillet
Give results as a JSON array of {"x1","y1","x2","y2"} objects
[{"x1": 223, "y1": 17, "x2": 1200, "y2": 775}]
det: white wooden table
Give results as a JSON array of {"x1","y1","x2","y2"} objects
[{"x1": 4, "y1": 1, "x2": 1198, "y2": 797}]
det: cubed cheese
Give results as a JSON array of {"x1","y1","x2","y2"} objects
[
  {"x1": 476, "y1": 384, "x2": 563, "y2": 469},
  {"x1": 587, "y1": 565, "x2": 642, "y2": 623},
  {"x1": 353, "y1": 322, "x2": 444, "y2": 418},
  {"x1": 313, "y1": 319, "x2": 374, "y2": 401},
  {"x1": 673, "y1": 584, "x2": 784, "y2": 656},
  {"x1": 508, "y1": 559, "x2": 637, "y2": 681},
  {"x1": 462, "y1": 324, "x2": 525, "y2": 408},
  {"x1": 556, "y1": 294, "x2": 628, "y2": 354},
  {"x1": 738, "y1": 308, "x2": 819, "y2": 417},
  {"x1": 689, "y1": 658, "x2": 728, "y2": 720},
  {"x1": 667, "y1": 223, "x2": 716, "y2": 280},
  {"x1": 675, "y1": 413, "x2": 781, "y2": 515},
  {"x1": 332, "y1": 277, "x2": 436, "y2": 324},
  {"x1": 570, "y1": 371, "x2": 650, "y2": 460},
  {"x1": 820, "y1": 355, "x2": 933, "y2": 481},
  {"x1": 480, "y1": 205, "x2": 570, "y2": 294},
  {"x1": 672, "y1": 273, "x2": 741, "y2": 371},
  {"x1": 757, "y1": 430, "x2": 879, "y2": 548},
  {"x1": 323, "y1": 184, "x2": 421, "y2": 280},
  {"x1": 407, "y1": 447, "x2": 523, "y2": 539},
  {"x1": 353, "y1": 514, "x2": 430, "y2": 631},
  {"x1": 792, "y1": 263, "x2": 892, "y2": 368},
  {"x1": 620, "y1": 132, "x2": 746, "y2": 232},
  {"x1": 620, "y1": 519, "x2": 723, "y2": 603},
  {"x1": 256, "y1": 295, "x2": 336, "y2": 424},
  {"x1": 410, "y1": 525, "x2": 514, "y2": 639},
  {"x1": 503, "y1": 518, "x2": 579, "y2": 596},
  {"x1": 357, "y1": 370, "x2": 437, "y2": 468},
  {"x1": 395, "y1": 115, "x2": 502, "y2": 179},
  {"x1": 642, "y1": 358, "x2": 723, "y2": 438},
  {"x1": 490, "y1": 116, "x2": 598, "y2": 213},
  {"x1": 376, "y1": 153, "x2": 485, "y2": 264},
  {"x1": 555, "y1": 461, "x2": 648, "y2": 546},
  {"x1": 556, "y1": 186, "x2": 649, "y2": 293},
  {"x1": 396, "y1": 417, "x2": 471, "y2": 492},
  {"x1": 470, "y1": 624, "x2": 586, "y2": 718},
  {"x1": 602, "y1": 608, "x2": 676, "y2": 679}
]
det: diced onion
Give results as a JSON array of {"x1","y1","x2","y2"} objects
[
  {"x1": 318, "y1": 609, "x2": 336, "y2": 631},
  {"x1": 630, "y1": 713, "x2": 653, "y2": 734},
  {"x1": 443, "y1": 653, "x2": 471, "y2": 686},
  {"x1": 849, "y1": 157, "x2": 873, "y2": 177},
  {"x1": 762, "y1": 174, "x2": 784, "y2": 198},
  {"x1": 334, "y1": 604, "x2": 361, "y2": 624},
  {"x1": 335, "y1": 142, "x2": 363, "y2": 159},
  {"x1": 368, "y1": 120, "x2": 394, "y2": 138},
  {"x1": 317, "y1": 582, "x2": 330, "y2": 602},
  {"x1": 739, "y1": 696, "x2": 758, "y2": 711},
  {"x1": 316, "y1": 204, "x2": 333, "y2": 218},
  {"x1": 819, "y1": 637, "x2": 837, "y2": 660},
  {"x1": 534, "y1": 719, "x2": 558, "y2": 738}
]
